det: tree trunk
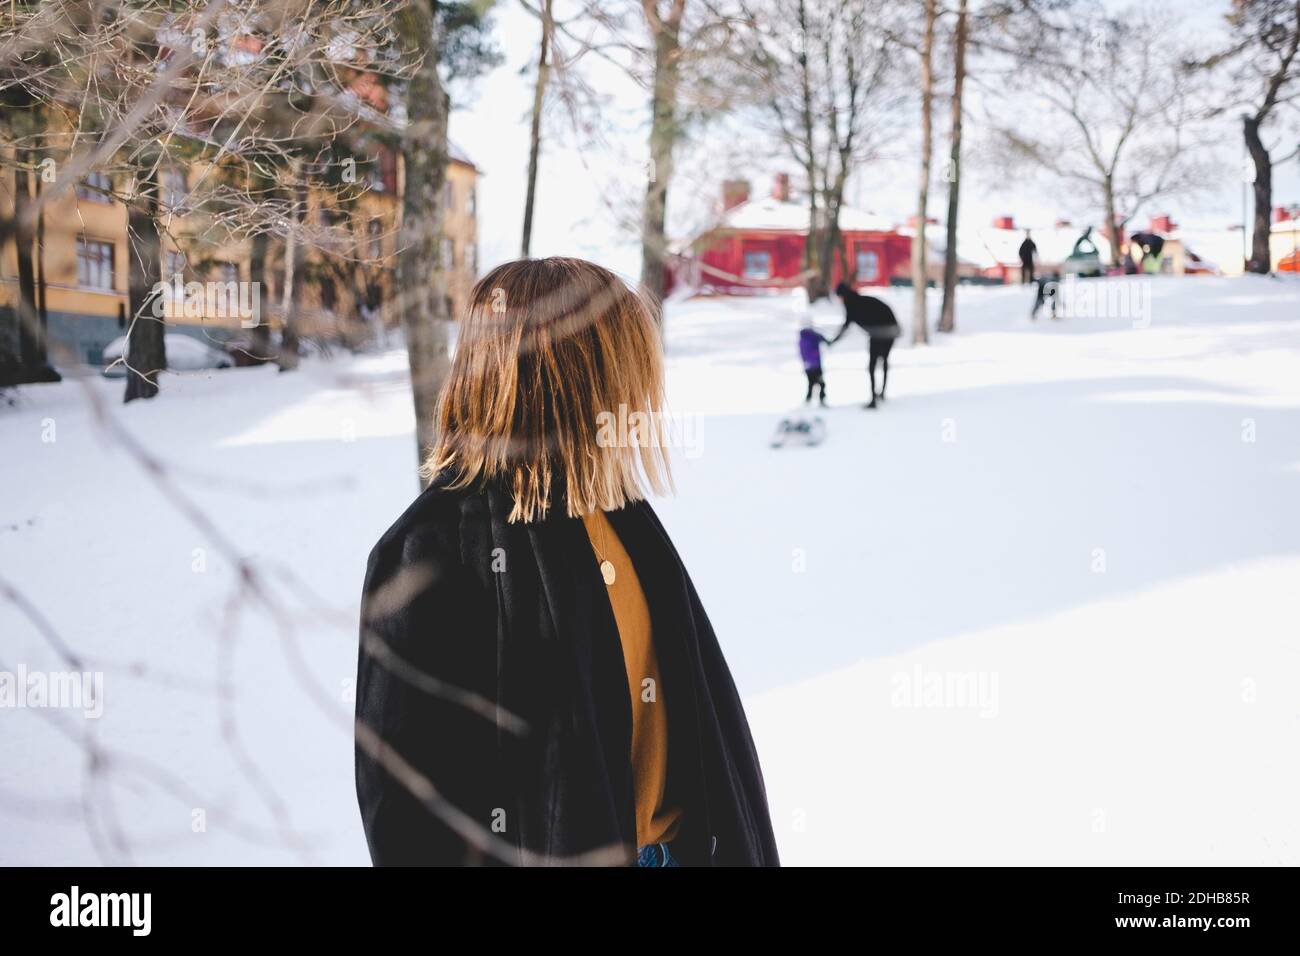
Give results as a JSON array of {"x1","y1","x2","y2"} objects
[
  {"x1": 1243, "y1": 115, "x2": 1272, "y2": 274},
  {"x1": 815, "y1": 205, "x2": 840, "y2": 298},
  {"x1": 938, "y1": 0, "x2": 968, "y2": 335},
  {"x1": 124, "y1": 168, "x2": 166, "y2": 403},
  {"x1": 521, "y1": 0, "x2": 553, "y2": 258},
  {"x1": 1102, "y1": 176, "x2": 1120, "y2": 269},
  {"x1": 278, "y1": 177, "x2": 303, "y2": 371},
  {"x1": 13, "y1": 157, "x2": 43, "y2": 370},
  {"x1": 12, "y1": 143, "x2": 57, "y2": 379},
  {"x1": 911, "y1": 0, "x2": 936, "y2": 346},
  {"x1": 397, "y1": 0, "x2": 452, "y2": 481},
  {"x1": 796, "y1": 0, "x2": 819, "y2": 295},
  {"x1": 804, "y1": 164, "x2": 821, "y2": 295},
  {"x1": 2, "y1": 102, "x2": 58, "y2": 382},
  {"x1": 36, "y1": 174, "x2": 51, "y2": 362},
  {"x1": 248, "y1": 171, "x2": 273, "y2": 362},
  {"x1": 640, "y1": 3, "x2": 685, "y2": 311}
]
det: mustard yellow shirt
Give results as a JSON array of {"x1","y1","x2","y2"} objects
[{"x1": 581, "y1": 510, "x2": 682, "y2": 847}]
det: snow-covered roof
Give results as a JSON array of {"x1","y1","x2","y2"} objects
[
  {"x1": 713, "y1": 195, "x2": 897, "y2": 234},
  {"x1": 448, "y1": 141, "x2": 476, "y2": 169}
]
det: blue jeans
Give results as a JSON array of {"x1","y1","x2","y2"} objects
[{"x1": 636, "y1": 842, "x2": 680, "y2": 867}]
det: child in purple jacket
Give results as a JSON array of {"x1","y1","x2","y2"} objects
[{"x1": 798, "y1": 318, "x2": 829, "y2": 407}]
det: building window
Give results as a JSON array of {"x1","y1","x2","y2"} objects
[
  {"x1": 467, "y1": 187, "x2": 476, "y2": 218},
  {"x1": 214, "y1": 261, "x2": 239, "y2": 284},
  {"x1": 367, "y1": 217, "x2": 383, "y2": 259},
  {"x1": 441, "y1": 237, "x2": 455, "y2": 270},
  {"x1": 77, "y1": 239, "x2": 115, "y2": 289},
  {"x1": 76, "y1": 171, "x2": 113, "y2": 203},
  {"x1": 378, "y1": 147, "x2": 399, "y2": 194},
  {"x1": 855, "y1": 248, "x2": 879, "y2": 282},
  {"x1": 442, "y1": 181, "x2": 454, "y2": 214},
  {"x1": 368, "y1": 160, "x2": 386, "y2": 193},
  {"x1": 161, "y1": 167, "x2": 188, "y2": 209},
  {"x1": 742, "y1": 249, "x2": 771, "y2": 279},
  {"x1": 468, "y1": 243, "x2": 478, "y2": 276}
]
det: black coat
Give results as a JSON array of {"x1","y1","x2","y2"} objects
[
  {"x1": 832, "y1": 288, "x2": 900, "y2": 343},
  {"x1": 355, "y1": 474, "x2": 780, "y2": 866}
]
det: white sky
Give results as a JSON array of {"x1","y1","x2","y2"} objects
[{"x1": 450, "y1": 0, "x2": 1300, "y2": 281}]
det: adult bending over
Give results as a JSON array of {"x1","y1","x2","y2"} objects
[{"x1": 831, "y1": 281, "x2": 901, "y2": 409}]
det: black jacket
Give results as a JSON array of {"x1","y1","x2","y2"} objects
[
  {"x1": 355, "y1": 475, "x2": 780, "y2": 866},
  {"x1": 832, "y1": 288, "x2": 901, "y2": 343}
]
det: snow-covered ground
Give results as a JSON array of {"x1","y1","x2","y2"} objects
[{"x1": 2, "y1": 275, "x2": 1297, "y2": 865}]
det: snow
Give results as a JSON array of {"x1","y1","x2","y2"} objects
[
  {"x1": 713, "y1": 194, "x2": 897, "y2": 233},
  {"x1": 2, "y1": 274, "x2": 1298, "y2": 865},
  {"x1": 1170, "y1": 228, "x2": 1249, "y2": 274}
]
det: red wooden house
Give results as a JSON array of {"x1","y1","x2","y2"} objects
[{"x1": 671, "y1": 175, "x2": 911, "y2": 295}]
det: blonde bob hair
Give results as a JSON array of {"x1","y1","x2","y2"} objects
[{"x1": 423, "y1": 257, "x2": 672, "y2": 523}]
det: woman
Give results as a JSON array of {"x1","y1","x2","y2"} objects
[{"x1": 355, "y1": 257, "x2": 779, "y2": 867}]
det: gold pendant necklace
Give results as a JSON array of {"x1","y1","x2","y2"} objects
[{"x1": 590, "y1": 514, "x2": 616, "y2": 586}]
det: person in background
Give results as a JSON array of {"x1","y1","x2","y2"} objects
[
  {"x1": 1122, "y1": 245, "x2": 1139, "y2": 275},
  {"x1": 1071, "y1": 225, "x2": 1097, "y2": 258},
  {"x1": 830, "y1": 281, "x2": 901, "y2": 410},
  {"x1": 798, "y1": 320, "x2": 829, "y2": 407},
  {"x1": 1018, "y1": 229, "x2": 1038, "y2": 284},
  {"x1": 1031, "y1": 272, "x2": 1061, "y2": 321}
]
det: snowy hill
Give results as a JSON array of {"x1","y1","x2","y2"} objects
[{"x1": 1, "y1": 275, "x2": 1298, "y2": 865}]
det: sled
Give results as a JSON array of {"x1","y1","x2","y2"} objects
[{"x1": 770, "y1": 415, "x2": 826, "y2": 449}]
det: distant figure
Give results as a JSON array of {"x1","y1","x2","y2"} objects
[
  {"x1": 1130, "y1": 231, "x2": 1165, "y2": 274},
  {"x1": 830, "y1": 281, "x2": 901, "y2": 409},
  {"x1": 798, "y1": 318, "x2": 829, "y2": 407},
  {"x1": 1071, "y1": 226, "x2": 1097, "y2": 258},
  {"x1": 1018, "y1": 230, "x2": 1037, "y2": 284},
  {"x1": 1031, "y1": 272, "x2": 1061, "y2": 321},
  {"x1": 1122, "y1": 246, "x2": 1139, "y2": 275}
]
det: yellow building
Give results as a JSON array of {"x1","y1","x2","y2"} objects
[
  {"x1": 442, "y1": 145, "x2": 481, "y2": 318},
  {"x1": 0, "y1": 157, "x2": 130, "y2": 366},
  {"x1": 2, "y1": 139, "x2": 480, "y2": 366}
]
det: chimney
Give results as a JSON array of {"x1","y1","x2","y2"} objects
[
  {"x1": 1054, "y1": 218, "x2": 1072, "y2": 229},
  {"x1": 1150, "y1": 214, "x2": 1175, "y2": 234},
  {"x1": 722, "y1": 179, "x2": 750, "y2": 211},
  {"x1": 772, "y1": 173, "x2": 791, "y2": 203},
  {"x1": 1274, "y1": 206, "x2": 1294, "y2": 224},
  {"x1": 993, "y1": 215, "x2": 1015, "y2": 230}
]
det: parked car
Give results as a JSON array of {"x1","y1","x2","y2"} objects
[{"x1": 101, "y1": 333, "x2": 234, "y2": 378}]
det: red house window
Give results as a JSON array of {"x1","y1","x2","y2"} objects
[
  {"x1": 855, "y1": 247, "x2": 880, "y2": 282},
  {"x1": 742, "y1": 249, "x2": 771, "y2": 279}
]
